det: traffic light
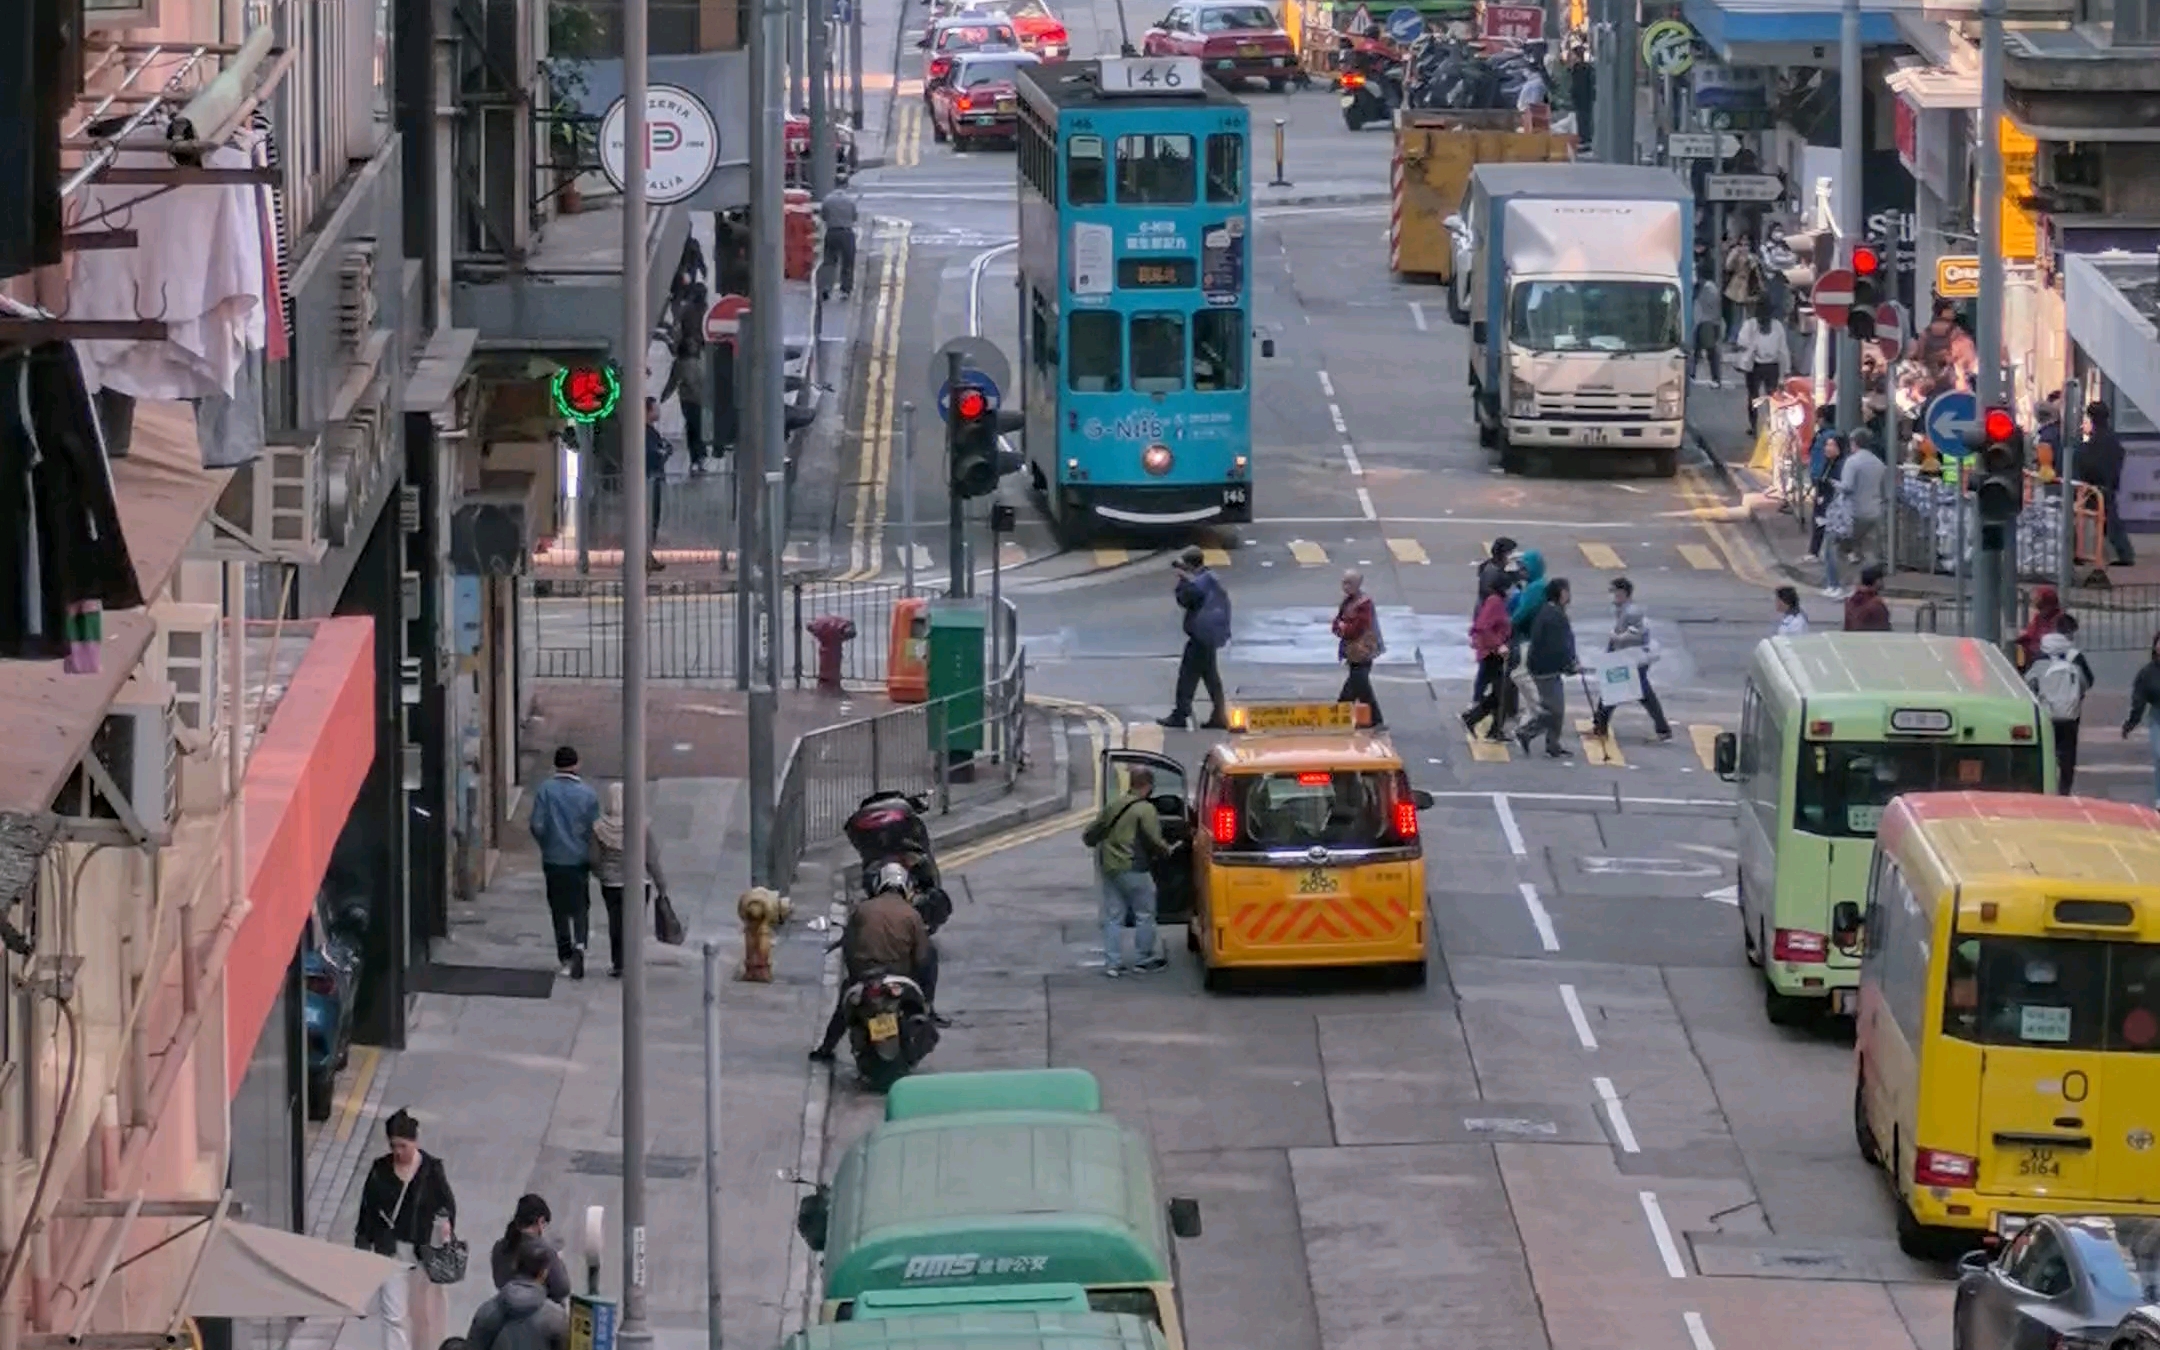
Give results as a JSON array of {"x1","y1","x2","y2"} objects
[
  {"x1": 1848, "y1": 244, "x2": 1884, "y2": 342},
  {"x1": 1961, "y1": 405, "x2": 2025, "y2": 523},
  {"x1": 949, "y1": 384, "x2": 999, "y2": 498}
]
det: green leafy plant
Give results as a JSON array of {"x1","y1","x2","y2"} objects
[{"x1": 545, "y1": 1, "x2": 606, "y2": 164}]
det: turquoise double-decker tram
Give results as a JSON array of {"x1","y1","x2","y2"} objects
[{"x1": 1013, "y1": 57, "x2": 1254, "y2": 544}]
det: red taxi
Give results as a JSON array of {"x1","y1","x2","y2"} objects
[
  {"x1": 920, "y1": 17, "x2": 1021, "y2": 104},
  {"x1": 1142, "y1": 0, "x2": 1296, "y2": 89},
  {"x1": 784, "y1": 114, "x2": 857, "y2": 184},
  {"x1": 1001, "y1": 0, "x2": 1071, "y2": 59},
  {"x1": 929, "y1": 51, "x2": 1039, "y2": 147}
]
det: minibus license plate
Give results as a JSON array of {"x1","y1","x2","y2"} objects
[
  {"x1": 1296, "y1": 868, "x2": 1341, "y2": 896},
  {"x1": 2020, "y1": 1147, "x2": 2062, "y2": 1179},
  {"x1": 867, "y1": 1013, "x2": 899, "y2": 1042}
]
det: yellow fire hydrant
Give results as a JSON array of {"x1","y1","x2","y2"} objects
[{"x1": 737, "y1": 887, "x2": 792, "y2": 982}]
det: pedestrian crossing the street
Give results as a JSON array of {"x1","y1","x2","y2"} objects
[
  {"x1": 1463, "y1": 718, "x2": 1727, "y2": 769},
  {"x1": 893, "y1": 534, "x2": 1733, "y2": 584}
]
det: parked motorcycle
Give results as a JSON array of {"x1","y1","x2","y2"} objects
[
  {"x1": 843, "y1": 791, "x2": 954, "y2": 931},
  {"x1": 843, "y1": 966, "x2": 940, "y2": 1090},
  {"x1": 1338, "y1": 61, "x2": 1401, "y2": 130}
]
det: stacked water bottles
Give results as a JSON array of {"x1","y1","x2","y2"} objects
[{"x1": 1896, "y1": 463, "x2": 2065, "y2": 579}]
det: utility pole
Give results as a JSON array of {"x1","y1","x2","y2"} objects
[
  {"x1": 849, "y1": 0, "x2": 865, "y2": 129},
  {"x1": 616, "y1": 0, "x2": 652, "y2": 1337},
  {"x1": 2059, "y1": 376, "x2": 2082, "y2": 595},
  {"x1": 702, "y1": 938, "x2": 724, "y2": 1350},
  {"x1": 1612, "y1": 0, "x2": 1638, "y2": 164},
  {"x1": 945, "y1": 351, "x2": 966, "y2": 599},
  {"x1": 901, "y1": 402, "x2": 917, "y2": 597},
  {"x1": 789, "y1": 0, "x2": 807, "y2": 114},
  {"x1": 1591, "y1": 0, "x2": 1617, "y2": 163},
  {"x1": 1974, "y1": 0, "x2": 2006, "y2": 642},
  {"x1": 1833, "y1": 0, "x2": 1862, "y2": 433},
  {"x1": 808, "y1": 0, "x2": 834, "y2": 197},
  {"x1": 749, "y1": 0, "x2": 786, "y2": 885}
]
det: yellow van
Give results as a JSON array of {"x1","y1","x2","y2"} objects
[{"x1": 1845, "y1": 792, "x2": 2160, "y2": 1257}]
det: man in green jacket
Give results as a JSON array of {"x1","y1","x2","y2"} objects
[{"x1": 1092, "y1": 766, "x2": 1168, "y2": 977}]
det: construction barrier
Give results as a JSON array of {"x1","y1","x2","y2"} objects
[{"x1": 784, "y1": 189, "x2": 815, "y2": 282}]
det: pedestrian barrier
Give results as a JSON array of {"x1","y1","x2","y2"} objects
[
  {"x1": 521, "y1": 577, "x2": 908, "y2": 682},
  {"x1": 1909, "y1": 582, "x2": 2160, "y2": 652},
  {"x1": 768, "y1": 600, "x2": 1027, "y2": 895}
]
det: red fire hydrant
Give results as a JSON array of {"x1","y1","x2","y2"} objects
[{"x1": 807, "y1": 614, "x2": 857, "y2": 691}]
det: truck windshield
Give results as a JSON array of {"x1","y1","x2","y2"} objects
[
  {"x1": 1507, "y1": 280, "x2": 1682, "y2": 354},
  {"x1": 1794, "y1": 741, "x2": 2045, "y2": 838}
]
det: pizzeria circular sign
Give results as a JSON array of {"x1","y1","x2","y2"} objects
[{"x1": 599, "y1": 84, "x2": 721, "y2": 206}]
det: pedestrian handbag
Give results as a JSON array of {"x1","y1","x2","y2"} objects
[
  {"x1": 652, "y1": 885, "x2": 687, "y2": 946},
  {"x1": 417, "y1": 1209, "x2": 467, "y2": 1285}
]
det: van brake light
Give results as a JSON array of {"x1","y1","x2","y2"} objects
[
  {"x1": 1915, "y1": 1148, "x2": 1978, "y2": 1187},
  {"x1": 1209, "y1": 805, "x2": 1237, "y2": 847},
  {"x1": 1392, "y1": 800, "x2": 1419, "y2": 839},
  {"x1": 1773, "y1": 928, "x2": 1827, "y2": 963}
]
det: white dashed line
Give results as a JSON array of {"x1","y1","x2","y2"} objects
[
  {"x1": 1595, "y1": 1077, "x2": 1640, "y2": 1153},
  {"x1": 1317, "y1": 370, "x2": 1334, "y2": 397},
  {"x1": 1341, "y1": 443, "x2": 1364, "y2": 475},
  {"x1": 1518, "y1": 882, "x2": 1558, "y2": 952},
  {"x1": 1684, "y1": 1313, "x2": 1716, "y2": 1350},
  {"x1": 1559, "y1": 984, "x2": 1598, "y2": 1049},
  {"x1": 1639, "y1": 1192, "x2": 1687, "y2": 1278},
  {"x1": 1329, "y1": 404, "x2": 1347, "y2": 434},
  {"x1": 1356, "y1": 487, "x2": 1377, "y2": 520},
  {"x1": 1410, "y1": 300, "x2": 1429, "y2": 331},
  {"x1": 1491, "y1": 793, "x2": 1527, "y2": 855}
]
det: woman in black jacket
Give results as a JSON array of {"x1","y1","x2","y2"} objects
[{"x1": 356, "y1": 1109, "x2": 459, "y2": 1350}]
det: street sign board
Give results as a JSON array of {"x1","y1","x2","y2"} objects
[
  {"x1": 704, "y1": 293, "x2": 750, "y2": 342},
  {"x1": 1478, "y1": 2, "x2": 1543, "y2": 41},
  {"x1": 1386, "y1": 6, "x2": 1425, "y2": 41},
  {"x1": 1811, "y1": 267, "x2": 1855, "y2": 327},
  {"x1": 1640, "y1": 18, "x2": 1696, "y2": 76},
  {"x1": 1924, "y1": 390, "x2": 1979, "y2": 456},
  {"x1": 599, "y1": 84, "x2": 721, "y2": 205},
  {"x1": 928, "y1": 336, "x2": 1012, "y2": 421},
  {"x1": 1344, "y1": 3, "x2": 1374, "y2": 32},
  {"x1": 1665, "y1": 132, "x2": 1741, "y2": 160},
  {"x1": 1702, "y1": 173, "x2": 1782, "y2": 203},
  {"x1": 1874, "y1": 302, "x2": 1905, "y2": 342},
  {"x1": 1935, "y1": 254, "x2": 1981, "y2": 299}
]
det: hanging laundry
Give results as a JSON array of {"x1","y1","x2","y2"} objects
[
  {"x1": 0, "y1": 0, "x2": 69, "y2": 281},
  {"x1": 0, "y1": 343, "x2": 145, "y2": 665},
  {"x1": 69, "y1": 144, "x2": 268, "y2": 468}
]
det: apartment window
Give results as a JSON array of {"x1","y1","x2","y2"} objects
[{"x1": 550, "y1": 0, "x2": 709, "y2": 56}]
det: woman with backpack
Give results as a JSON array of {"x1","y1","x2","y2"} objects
[{"x1": 2029, "y1": 616, "x2": 2096, "y2": 793}]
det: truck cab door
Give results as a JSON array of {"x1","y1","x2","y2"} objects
[{"x1": 1099, "y1": 748, "x2": 1194, "y2": 924}]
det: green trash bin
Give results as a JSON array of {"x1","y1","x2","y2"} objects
[{"x1": 925, "y1": 601, "x2": 988, "y2": 756}]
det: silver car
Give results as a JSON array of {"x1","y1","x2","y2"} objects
[{"x1": 1955, "y1": 1215, "x2": 2160, "y2": 1350}]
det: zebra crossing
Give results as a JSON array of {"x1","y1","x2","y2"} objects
[
  {"x1": 891, "y1": 534, "x2": 1734, "y2": 583},
  {"x1": 1099, "y1": 707, "x2": 1735, "y2": 771}
]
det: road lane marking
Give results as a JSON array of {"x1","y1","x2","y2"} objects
[
  {"x1": 1409, "y1": 301, "x2": 1428, "y2": 331},
  {"x1": 1519, "y1": 882, "x2": 1559, "y2": 951},
  {"x1": 1595, "y1": 1077, "x2": 1641, "y2": 1153},
  {"x1": 1289, "y1": 540, "x2": 1329, "y2": 566},
  {"x1": 1466, "y1": 727, "x2": 1510, "y2": 763},
  {"x1": 1678, "y1": 542, "x2": 1723, "y2": 570},
  {"x1": 1639, "y1": 1192, "x2": 1687, "y2": 1278},
  {"x1": 1579, "y1": 542, "x2": 1624, "y2": 569},
  {"x1": 1356, "y1": 488, "x2": 1377, "y2": 520},
  {"x1": 1317, "y1": 370, "x2": 1334, "y2": 397},
  {"x1": 998, "y1": 540, "x2": 1028, "y2": 567},
  {"x1": 1576, "y1": 721, "x2": 1625, "y2": 766},
  {"x1": 1329, "y1": 404, "x2": 1347, "y2": 434},
  {"x1": 1341, "y1": 443, "x2": 1363, "y2": 475},
  {"x1": 1492, "y1": 793, "x2": 1527, "y2": 855},
  {"x1": 1387, "y1": 538, "x2": 1429, "y2": 565},
  {"x1": 1689, "y1": 724, "x2": 1722, "y2": 771},
  {"x1": 841, "y1": 220, "x2": 911, "y2": 580},
  {"x1": 1559, "y1": 985, "x2": 1597, "y2": 1049},
  {"x1": 1448, "y1": 790, "x2": 1734, "y2": 808},
  {"x1": 1684, "y1": 1312, "x2": 1715, "y2": 1350},
  {"x1": 1092, "y1": 547, "x2": 1130, "y2": 569},
  {"x1": 1676, "y1": 466, "x2": 1778, "y2": 588},
  {"x1": 334, "y1": 1046, "x2": 381, "y2": 1143}
]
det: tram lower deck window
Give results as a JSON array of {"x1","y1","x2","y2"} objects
[
  {"x1": 1192, "y1": 309, "x2": 1244, "y2": 391},
  {"x1": 1069, "y1": 311, "x2": 1123, "y2": 391},
  {"x1": 1131, "y1": 313, "x2": 1186, "y2": 392}
]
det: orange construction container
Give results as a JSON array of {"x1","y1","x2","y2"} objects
[
  {"x1": 785, "y1": 190, "x2": 816, "y2": 282},
  {"x1": 886, "y1": 597, "x2": 931, "y2": 703}
]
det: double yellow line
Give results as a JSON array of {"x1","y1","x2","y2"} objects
[
  {"x1": 1677, "y1": 465, "x2": 1780, "y2": 590},
  {"x1": 836, "y1": 219, "x2": 912, "y2": 582},
  {"x1": 939, "y1": 698, "x2": 1119, "y2": 869},
  {"x1": 895, "y1": 103, "x2": 923, "y2": 169}
]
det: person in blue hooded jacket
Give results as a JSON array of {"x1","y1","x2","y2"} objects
[
  {"x1": 1507, "y1": 549, "x2": 1549, "y2": 637},
  {"x1": 1160, "y1": 546, "x2": 1231, "y2": 730}
]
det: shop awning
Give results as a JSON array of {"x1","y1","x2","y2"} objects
[
  {"x1": 186, "y1": 1221, "x2": 402, "y2": 1320},
  {"x1": 1681, "y1": 0, "x2": 1903, "y2": 61},
  {"x1": 2065, "y1": 252, "x2": 2160, "y2": 426},
  {"x1": 1886, "y1": 64, "x2": 1979, "y2": 110}
]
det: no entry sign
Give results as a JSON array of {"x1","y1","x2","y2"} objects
[
  {"x1": 704, "y1": 293, "x2": 750, "y2": 342},
  {"x1": 1812, "y1": 267, "x2": 1855, "y2": 328}
]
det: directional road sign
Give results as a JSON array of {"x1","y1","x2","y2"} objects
[
  {"x1": 1703, "y1": 173, "x2": 1782, "y2": 203},
  {"x1": 1812, "y1": 267, "x2": 1855, "y2": 328},
  {"x1": 926, "y1": 336, "x2": 1011, "y2": 421},
  {"x1": 1386, "y1": 6, "x2": 1424, "y2": 41},
  {"x1": 1665, "y1": 132, "x2": 1741, "y2": 160},
  {"x1": 704, "y1": 293, "x2": 750, "y2": 342},
  {"x1": 1924, "y1": 390, "x2": 1980, "y2": 457}
]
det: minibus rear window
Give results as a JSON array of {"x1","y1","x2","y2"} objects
[
  {"x1": 1085, "y1": 1288, "x2": 1163, "y2": 1326},
  {"x1": 1942, "y1": 936, "x2": 2160, "y2": 1051},
  {"x1": 1795, "y1": 742, "x2": 2045, "y2": 838}
]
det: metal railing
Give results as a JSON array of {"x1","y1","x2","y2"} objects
[
  {"x1": 522, "y1": 577, "x2": 908, "y2": 683},
  {"x1": 768, "y1": 601, "x2": 1028, "y2": 895},
  {"x1": 1913, "y1": 582, "x2": 2160, "y2": 652},
  {"x1": 574, "y1": 470, "x2": 741, "y2": 556}
]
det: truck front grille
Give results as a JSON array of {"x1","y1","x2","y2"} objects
[{"x1": 1535, "y1": 390, "x2": 1657, "y2": 418}]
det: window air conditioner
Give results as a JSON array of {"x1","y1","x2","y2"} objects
[
  {"x1": 338, "y1": 242, "x2": 378, "y2": 351},
  {"x1": 208, "y1": 439, "x2": 328, "y2": 563},
  {"x1": 55, "y1": 701, "x2": 176, "y2": 845}
]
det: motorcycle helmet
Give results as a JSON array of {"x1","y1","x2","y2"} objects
[{"x1": 875, "y1": 862, "x2": 913, "y2": 895}]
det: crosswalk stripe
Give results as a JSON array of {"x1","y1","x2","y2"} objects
[
  {"x1": 1288, "y1": 540, "x2": 1329, "y2": 566},
  {"x1": 1689, "y1": 724, "x2": 1724, "y2": 772},
  {"x1": 1575, "y1": 721, "x2": 1625, "y2": 766},
  {"x1": 1201, "y1": 547, "x2": 1232, "y2": 568},
  {"x1": 1124, "y1": 722, "x2": 1165, "y2": 753},
  {"x1": 1092, "y1": 547, "x2": 1129, "y2": 569},
  {"x1": 1678, "y1": 543, "x2": 1723, "y2": 570},
  {"x1": 1387, "y1": 538, "x2": 1430, "y2": 565},
  {"x1": 1579, "y1": 543, "x2": 1624, "y2": 570},
  {"x1": 1465, "y1": 726, "x2": 1510, "y2": 763}
]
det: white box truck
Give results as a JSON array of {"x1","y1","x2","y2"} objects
[{"x1": 1460, "y1": 163, "x2": 1694, "y2": 477}]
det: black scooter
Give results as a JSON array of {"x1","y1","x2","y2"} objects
[
  {"x1": 843, "y1": 967, "x2": 940, "y2": 1091},
  {"x1": 1338, "y1": 62, "x2": 1401, "y2": 130},
  {"x1": 842, "y1": 791, "x2": 954, "y2": 931}
]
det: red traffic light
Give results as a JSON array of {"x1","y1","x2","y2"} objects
[
  {"x1": 1852, "y1": 245, "x2": 1881, "y2": 277},
  {"x1": 1983, "y1": 407, "x2": 2016, "y2": 442},
  {"x1": 955, "y1": 388, "x2": 988, "y2": 420}
]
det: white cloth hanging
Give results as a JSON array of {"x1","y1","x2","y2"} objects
[{"x1": 68, "y1": 144, "x2": 267, "y2": 401}]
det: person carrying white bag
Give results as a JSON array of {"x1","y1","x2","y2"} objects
[{"x1": 1588, "y1": 577, "x2": 1673, "y2": 744}]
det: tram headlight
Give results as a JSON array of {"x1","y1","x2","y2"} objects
[{"x1": 1142, "y1": 443, "x2": 1174, "y2": 476}]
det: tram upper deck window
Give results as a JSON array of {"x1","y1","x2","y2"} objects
[
  {"x1": 1205, "y1": 132, "x2": 1244, "y2": 204},
  {"x1": 1116, "y1": 134, "x2": 1195, "y2": 205},
  {"x1": 1068, "y1": 134, "x2": 1107, "y2": 205}
]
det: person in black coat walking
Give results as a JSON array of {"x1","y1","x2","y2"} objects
[
  {"x1": 356, "y1": 1109, "x2": 459, "y2": 1350},
  {"x1": 1515, "y1": 577, "x2": 1579, "y2": 759},
  {"x1": 2080, "y1": 402, "x2": 2135, "y2": 567}
]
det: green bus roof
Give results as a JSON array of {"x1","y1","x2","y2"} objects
[
  {"x1": 1756, "y1": 634, "x2": 2038, "y2": 727},
  {"x1": 822, "y1": 1111, "x2": 1170, "y2": 1300},
  {"x1": 854, "y1": 1286, "x2": 1095, "y2": 1318},
  {"x1": 886, "y1": 1071, "x2": 1103, "y2": 1123},
  {"x1": 787, "y1": 1309, "x2": 1166, "y2": 1350}
]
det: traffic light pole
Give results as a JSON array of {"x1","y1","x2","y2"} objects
[
  {"x1": 946, "y1": 350, "x2": 968, "y2": 599},
  {"x1": 1974, "y1": 0, "x2": 2008, "y2": 642},
  {"x1": 2059, "y1": 377, "x2": 2082, "y2": 596},
  {"x1": 1833, "y1": 0, "x2": 1862, "y2": 434}
]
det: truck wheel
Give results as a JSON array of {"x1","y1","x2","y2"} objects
[
  {"x1": 1651, "y1": 447, "x2": 1678, "y2": 477},
  {"x1": 1498, "y1": 437, "x2": 1525, "y2": 474},
  {"x1": 1445, "y1": 280, "x2": 1468, "y2": 326}
]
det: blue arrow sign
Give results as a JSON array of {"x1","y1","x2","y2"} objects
[
  {"x1": 1385, "y1": 7, "x2": 1424, "y2": 41},
  {"x1": 1924, "y1": 390, "x2": 1979, "y2": 456},
  {"x1": 936, "y1": 369, "x2": 1002, "y2": 419}
]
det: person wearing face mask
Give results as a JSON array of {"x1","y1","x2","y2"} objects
[{"x1": 356, "y1": 1110, "x2": 459, "y2": 1350}]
